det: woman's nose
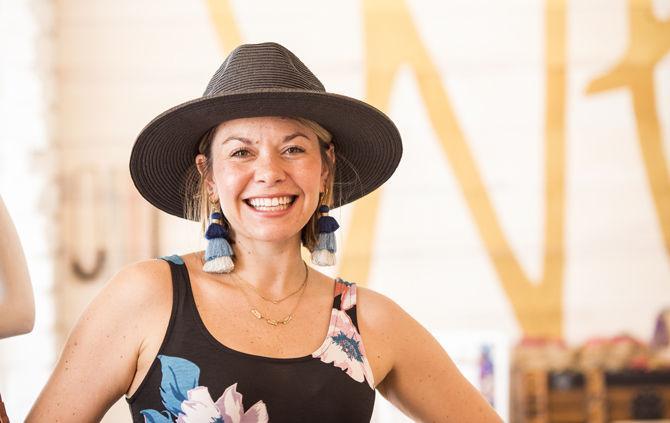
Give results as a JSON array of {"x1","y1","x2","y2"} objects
[{"x1": 254, "y1": 152, "x2": 286, "y2": 185}]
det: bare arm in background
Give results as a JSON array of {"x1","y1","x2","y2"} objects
[{"x1": 0, "y1": 195, "x2": 35, "y2": 338}]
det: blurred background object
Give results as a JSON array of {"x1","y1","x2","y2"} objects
[
  {"x1": 0, "y1": 0, "x2": 55, "y2": 417},
  {"x1": 1, "y1": 0, "x2": 669, "y2": 421},
  {"x1": 0, "y1": 194, "x2": 35, "y2": 339}
]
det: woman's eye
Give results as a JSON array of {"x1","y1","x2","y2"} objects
[
  {"x1": 285, "y1": 146, "x2": 305, "y2": 154},
  {"x1": 231, "y1": 149, "x2": 250, "y2": 158}
]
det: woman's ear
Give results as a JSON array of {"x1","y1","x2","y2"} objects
[
  {"x1": 321, "y1": 143, "x2": 335, "y2": 189},
  {"x1": 195, "y1": 154, "x2": 208, "y2": 176},
  {"x1": 196, "y1": 154, "x2": 218, "y2": 201}
]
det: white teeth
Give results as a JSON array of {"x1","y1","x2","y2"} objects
[
  {"x1": 247, "y1": 196, "x2": 294, "y2": 208},
  {"x1": 252, "y1": 203, "x2": 290, "y2": 211}
]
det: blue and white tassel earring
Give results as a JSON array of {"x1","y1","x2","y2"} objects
[
  {"x1": 311, "y1": 204, "x2": 339, "y2": 266},
  {"x1": 203, "y1": 209, "x2": 234, "y2": 273}
]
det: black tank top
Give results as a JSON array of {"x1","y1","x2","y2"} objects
[{"x1": 126, "y1": 255, "x2": 376, "y2": 422}]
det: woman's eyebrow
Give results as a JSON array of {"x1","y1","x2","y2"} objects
[
  {"x1": 283, "y1": 132, "x2": 310, "y2": 143},
  {"x1": 222, "y1": 136, "x2": 253, "y2": 145},
  {"x1": 221, "y1": 132, "x2": 309, "y2": 145}
]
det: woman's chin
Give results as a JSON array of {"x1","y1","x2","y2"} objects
[{"x1": 236, "y1": 230, "x2": 303, "y2": 246}]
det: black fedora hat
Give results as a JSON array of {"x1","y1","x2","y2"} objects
[{"x1": 130, "y1": 42, "x2": 403, "y2": 220}]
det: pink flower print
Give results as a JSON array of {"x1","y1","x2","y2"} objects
[
  {"x1": 334, "y1": 279, "x2": 356, "y2": 311},
  {"x1": 312, "y1": 309, "x2": 375, "y2": 389},
  {"x1": 175, "y1": 384, "x2": 268, "y2": 423},
  {"x1": 176, "y1": 387, "x2": 220, "y2": 423},
  {"x1": 217, "y1": 383, "x2": 269, "y2": 423}
]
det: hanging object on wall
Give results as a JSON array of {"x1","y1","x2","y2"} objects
[
  {"x1": 71, "y1": 249, "x2": 106, "y2": 281},
  {"x1": 67, "y1": 167, "x2": 107, "y2": 282},
  {"x1": 118, "y1": 168, "x2": 160, "y2": 261}
]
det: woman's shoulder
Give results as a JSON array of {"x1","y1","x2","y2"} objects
[
  {"x1": 354, "y1": 284, "x2": 429, "y2": 350},
  {"x1": 352, "y1": 284, "x2": 404, "y2": 324},
  {"x1": 353, "y1": 284, "x2": 419, "y2": 350},
  {"x1": 109, "y1": 257, "x2": 172, "y2": 290},
  {"x1": 94, "y1": 258, "x2": 174, "y2": 315},
  {"x1": 346, "y1": 284, "x2": 408, "y2": 386}
]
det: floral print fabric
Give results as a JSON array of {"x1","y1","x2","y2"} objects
[
  {"x1": 140, "y1": 356, "x2": 268, "y2": 423},
  {"x1": 139, "y1": 276, "x2": 373, "y2": 422},
  {"x1": 312, "y1": 279, "x2": 375, "y2": 389}
]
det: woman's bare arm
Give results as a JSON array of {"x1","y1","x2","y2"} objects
[
  {"x1": 27, "y1": 260, "x2": 171, "y2": 422},
  {"x1": 359, "y1": 288, "x2": 503, "y2": 422},
  {"x1": 0, "y1": 195, "x2": 35, "y2": 338}
]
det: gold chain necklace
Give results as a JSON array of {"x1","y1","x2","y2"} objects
[
  {"x1": 230, "y1": 265, "x2": 309, "y2": 326},
  {"x1": 233, "y1": 261, "x2": 308, "y2": 304}
]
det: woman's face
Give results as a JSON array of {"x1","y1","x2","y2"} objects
[{"x1": 197, "y1": 116, "x2": 333, "y2": 246}]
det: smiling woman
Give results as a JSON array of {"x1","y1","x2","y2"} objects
[
  {"x1": 27, "y1": 42, "x2": 502, "y2": 422},
  {"x1": 185, "y1": 117, "x2": 335, "y2": 262},
  {"x1": 191, "y1": 117, "x2": 333, "y2": 276}
]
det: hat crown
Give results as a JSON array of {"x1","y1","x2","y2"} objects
[{"x1": 203, "y1": 42, "x2": 325, "y2": 96}]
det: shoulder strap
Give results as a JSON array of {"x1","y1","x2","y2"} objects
[
  {"x1": 333, "y1": 278, "x2": 361, "y2": 331},
  {"x1": 158, "y1": 255, "x2": 187, "y2": 306},
  {"x1": 157, "y1": 255, "x2": 194, "y2": 336},
  {"x1": 126, "y1": 256, "x2": 195, "y2": 405}
]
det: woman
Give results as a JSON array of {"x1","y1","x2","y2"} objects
[{"x1": 28, "y1": 43, "x2": 502, "y2": 422}]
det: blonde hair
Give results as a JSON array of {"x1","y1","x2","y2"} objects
[{"x1": 184, "y1": 117, "x2": 335, "y2": 253}]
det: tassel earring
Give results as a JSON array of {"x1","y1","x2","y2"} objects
[
  {"x1": 311, "y1": 205, "x2": 339, "y2": 266},
  {"x1": 203, "y1": 210, "x2": 234, "y2": 273}
]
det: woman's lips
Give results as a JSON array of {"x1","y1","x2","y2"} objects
[{"x1": 243, "y1": 196, "x2": 297, "y2": 217}]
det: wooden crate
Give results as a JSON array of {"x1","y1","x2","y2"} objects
[{"x1": 512, "y1": 369, "x2": 670, "y2": 422}]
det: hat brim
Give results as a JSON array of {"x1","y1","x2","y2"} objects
[{"x1": 130, "y1": 88, "x2": 402, "y2": 220}]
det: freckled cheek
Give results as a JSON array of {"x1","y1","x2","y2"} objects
[
  {"x1": 295, "y1": 167, "x2": 324, "y2": 203},
  {"x1": 212, "y1": 167, "x2": 247, "y2": 203}
]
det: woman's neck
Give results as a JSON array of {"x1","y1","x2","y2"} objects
[{"x1": 229, "y1": 236, "x2": 308, "y2": 296}]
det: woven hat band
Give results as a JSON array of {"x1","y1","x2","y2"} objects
[{"x1": 203, "y1": 44, "x2": 325, "y2": 96}]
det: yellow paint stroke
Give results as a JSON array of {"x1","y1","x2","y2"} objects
[
  {"x1": 205, "y1": 0, "x2": 242, "y2": 49},
  {"x1": 339, "y1": 189, "x2": 382, "y2": 287},
  {"x1": 341, "y1": 0, "x2": 568, "y2": 337},
  {"x1": 587, "y1": 0, "x2": 670, "y2": 255}
]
